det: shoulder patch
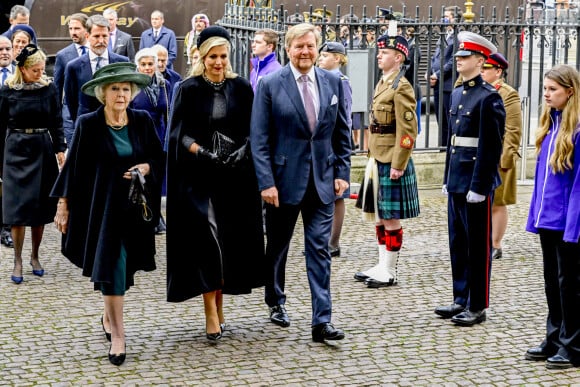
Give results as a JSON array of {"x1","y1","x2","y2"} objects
[
  {"x1": 400, "y1": 134, "x2": 414, "y2": 149},
  {"x1": 404, "y1": 111, "x2": 414, "y2": 121}
]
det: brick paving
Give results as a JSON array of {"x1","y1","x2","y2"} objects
[{"x1": 1, "y1": 184, "x2": 579, "y2": 385}]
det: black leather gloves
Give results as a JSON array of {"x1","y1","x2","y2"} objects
[
  {"x1": 223, "y1": 141, "x2": 249, "y2": 167},
  {"x1": 196, "y1": 146, "x2": 219, "y2": 162}
]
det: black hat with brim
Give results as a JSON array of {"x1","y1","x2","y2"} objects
[{"x1": 81, "y1": 62, "x2": 151, "y2": 97}]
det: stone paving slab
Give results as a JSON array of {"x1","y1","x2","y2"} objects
[{"x1": 1, "y1": 185, "x2": 579, "y2": 385}]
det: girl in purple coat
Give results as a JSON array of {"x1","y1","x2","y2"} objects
[{"x1": 525, "y1": 64, "x2": 580, "y2": 370}]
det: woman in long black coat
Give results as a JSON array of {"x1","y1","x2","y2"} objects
[
  {"x1": 166, "y1": 26, "x2": 266, "y2": 341},
  {"x1": 0, "y1": 45, "x2": 66, "y2": 284},
  {"x1": 51, "y1": 62, "x2": 165, "y2": 365}
]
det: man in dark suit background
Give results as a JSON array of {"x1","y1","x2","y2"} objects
[
  {"x1": 0, "y1": 35, "x2": 15, "y2": 247},
  {"x1": 53, "y1": 12, "x2": 88, "y2": 147},
  {"x1": 1, "y1": 4, "x2": 29, "y2": 39},
  {"x1": 428, "y1": 6, "x2": 461, "y2": 146},
  {"x1": 250, "y1": 23, "x2": 351, "y2": 343},
  {"x1": 138, "y1": 10, "x2": 177, "y2": 69},
  {"x1": 103, "y1": 8, "x2": 135, "y2": 62},
  {"x1": 64, "y1": 15, "x2": 129, "y2": 132}
]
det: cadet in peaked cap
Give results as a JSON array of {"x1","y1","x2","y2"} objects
[
  {"x1": 438, "y1": 26, "x2": 505, "y2": 327},
  {"x1": 484, "y1": 52, "x2": 509, "y2": 70},
  {"x1": 454, "y1": 31, "x2": 497, "y2": 58}
]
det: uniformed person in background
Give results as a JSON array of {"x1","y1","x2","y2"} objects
[
  {"x1": 354, "y1": 32, "x2": 420, "y2": 288},
  {"x1": 303, "y1": 8, "x2": 335, "y2": 42},
  {"x1": 436, "y1": 32, "x2": 506, "y2": 326},
  {"x1": 480, "y1": 52, "x2": 522, "y2": 260},
  {"x1": 317, "y1": 41, "x2": 352, "y2": 258}
]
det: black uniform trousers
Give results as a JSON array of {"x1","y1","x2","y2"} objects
[
  {"x1": 448, "y1": 192, "x2": 493, "y2": 312},
  {"x1": 539, "y1": 229, "x2": 580, "y2": 362}
]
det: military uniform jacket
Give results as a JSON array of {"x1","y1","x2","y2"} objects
[
  {"x1": 444, "y1": 75, "x2": 506, "y2": 195},
  {"x1": 493, "y1": 79, "x2": 522, "y2": 170},
  {"x1": 368, "y1": 71, "x2": 417, "y2": 170}
]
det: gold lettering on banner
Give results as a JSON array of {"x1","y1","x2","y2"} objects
[{"x1": 80, "y1": 1, "x2": 132, "y2": 13}]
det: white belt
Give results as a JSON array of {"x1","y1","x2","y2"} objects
[{"x1": 450, "y1": 135, "x2": 479, "y2": 147}]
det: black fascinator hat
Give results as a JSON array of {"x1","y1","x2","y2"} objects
[{"x1": 15, "y1": 44, "x2": 39, "y2": 67}]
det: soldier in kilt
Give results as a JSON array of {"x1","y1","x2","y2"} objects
[{"x1": 354, "y1": 32, "x2": 420, "y2": 288}]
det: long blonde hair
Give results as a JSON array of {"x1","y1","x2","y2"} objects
[
  {"x1": 6, "y1": 48, "x2": 49, "y2": 88},
  {"x1": 535, "y1": 64, "x2": 580, "y2": 173},
  {"x1": 190, "y1": 37, "x2": 237, "y2": 79}
]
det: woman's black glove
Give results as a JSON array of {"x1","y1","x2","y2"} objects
[
  {"x1": 223, "y1": 141, "x2": 249, "y2": 167},
  {"x1": 196, "y1": 146, "x2": 220, "y2": 162}
]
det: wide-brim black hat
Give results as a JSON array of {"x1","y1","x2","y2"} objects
[
  {"x1": 81, "y1": 62, "x2": 151, "y2": 97},
  {"x1": 197, "y1": 26, "x2": 231, "y2": 49}
]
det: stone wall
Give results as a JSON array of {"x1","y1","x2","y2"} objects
[{"x1": 351, "y1": 147, "x2": 537, "y2": 189}]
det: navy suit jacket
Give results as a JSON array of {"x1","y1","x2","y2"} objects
[
  {"x1": 250, "y1": 65, "x2": 351, "y2": 205},
  {"x1": 64, "y1": 51, "x2": 129, "y2": 124},
  {"x1": 112, "y1": 29, "x2": 136, "y2": 62},
  {"x1": 430, "y1": 34, "x2": 456, "y2": 92},
  {"x1": 139, "y1": 26, "x2": 177, "y2": 68},
  {"x1": 54, "y1": 43, "x2": 81, "y2": 102}
]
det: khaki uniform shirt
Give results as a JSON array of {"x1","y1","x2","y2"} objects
[
  {"x1": 492, "y1": 79, "x2": 522, "y2": 169},
  {"x1": 368, "y1": 71, "x2": 418, "y2": 170}
]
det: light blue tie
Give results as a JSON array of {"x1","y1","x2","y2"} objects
[
  {"x1": 95, "y1": 56, "x2": 102, "y2": 72},
  {"x1": 1, "y1": 67, "x2": 8, "y2": 85}
]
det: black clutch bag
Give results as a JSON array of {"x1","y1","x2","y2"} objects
[{"x1": 212, "y1": 131, "x2": 236, "y2": 159}]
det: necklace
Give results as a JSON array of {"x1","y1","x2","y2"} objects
[
  {"x1": 203, "y1": 73, "x2": 226, "y2": 88},
  {"x1": 106, "y1": 115, "x2": 127, "y2": 130}
]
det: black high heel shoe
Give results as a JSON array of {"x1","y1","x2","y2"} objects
[
  {"x1": 206, "y1": 331, "x2": 222, "y2": 342},
  {"x1": 101, "y1": 316, "x2": 112, "y2": 342},
  {"x1": 108, "y1": 344, "x2": 126, "y2": 366}
]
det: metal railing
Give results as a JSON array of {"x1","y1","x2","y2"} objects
[{"x1": 217, "y1": 3, "x2": 580, "y2": 169}]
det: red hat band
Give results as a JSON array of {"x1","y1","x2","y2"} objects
[{"x1": 459, "y1": 41, "x2": 492, "y2": 58}]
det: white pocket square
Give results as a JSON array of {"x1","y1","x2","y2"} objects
[{"x1": 331, "y1": 95, "x2": 338, "y2": 105}]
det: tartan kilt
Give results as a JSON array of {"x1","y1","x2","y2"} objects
[{"x1": 377, "y1": 158, "x2": 420, "y2": 220}]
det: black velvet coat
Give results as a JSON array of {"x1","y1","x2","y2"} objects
[
  {"x1": 166, "y1": 75, "x2": 266, "y2": 302},
  {"x1": 50, "y1": 107, "x2": 165, "y2": 284}
]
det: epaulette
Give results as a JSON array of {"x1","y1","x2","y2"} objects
[
  {"x1": 340, "y1": 74, "x2": 349, "y2": 81},
  {"x1": 482, "y1": 82, "x2": 497, "y2": 93}
]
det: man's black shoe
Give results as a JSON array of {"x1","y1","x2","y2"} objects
[
  {"x1": 525, "y1": 346, "x2": 553, "y2": 361},
  {"x1": 434, "y1": 303, "x2": 464, "y2": 319},
  {"x1": 451, "y1": 309, "x2": 486, "y2": 326},
  {"x1": 312, "y1": 322, "x2": 345, "y2": 343},
  {"x1": 1, "y1": 229, "x2": 13, "y2": 248},
  {"x1": 546, "y1": 354, "x2": 578, "y2": 369},
  {"x1": 269, "y1": 305, "x2": 290, "y2": 327}
]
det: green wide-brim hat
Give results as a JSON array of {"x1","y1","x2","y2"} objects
[{"x1": 81, "y1": 62, "x2": 151, "y2": 97}]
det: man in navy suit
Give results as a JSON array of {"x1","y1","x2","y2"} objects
[
  {"x1": 250, "y1": 23, "x2": 351, "y2": 343},
  {"x1": 139, "y1": 10, "x2": 177, "y2": 69},
  {"x1": 428, "y1": 6, "x2": 461, "y2": 146},
  {"x1": 0, "y1": 35, "x2": 15, "y2": 248},
  {"x1": 54, "y1": 12, "x2": 88, "y2": 147},
  {"x1": 64, "y1": 14, "x2": 129, "y2": 132},
  {"x1": 103, "y1": 8, "x2": 135, "y2": 62}
]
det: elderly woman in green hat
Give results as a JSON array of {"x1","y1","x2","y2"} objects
[{"x1": 51, "y1": 62, "x2": 166, "y2": 366}]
